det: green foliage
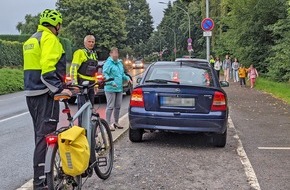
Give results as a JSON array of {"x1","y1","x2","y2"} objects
[
  {"x1": 57, "y1": 0, "x2": 127, "y2": 59},
  {"x1": 120, "y1": 0, "x2": 154, "y2": 48},
  {"x1": 0, "y1": 35, "x2": 73, "y2": 62},
  {"x1": 0, "y1": 40, "x2": 23, "y2": 68},
  {"x1": 16, "y1": 14, "x2": 39, "y2": 34},
  {"x1": 0, "y1": 68, "x2": 24, "y2": 95},
  {"x1": 256, "y1": 77, "x2": 290, "y2": 104},
  {"x1": 0, "y1": 34, "x2": 31, "y2": 42}
]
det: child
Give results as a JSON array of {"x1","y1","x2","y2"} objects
[
  {"x1": 247, "y1": 64, "x2": 259, "y2": 88},
  {"x1": 238, "y1": 64, "x2": 247, "y2": 87}
]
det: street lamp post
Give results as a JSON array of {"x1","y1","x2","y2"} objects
[
  {"x1": 159, "y1": 2, "x2": 191, "y2": 55},
  {"x1": 162, "y1": 26, "x2": 177, "y2": 60}
]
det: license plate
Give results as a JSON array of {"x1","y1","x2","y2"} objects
[{"x1": 160, "y1": 96, "x2": 195, "y2": 107}]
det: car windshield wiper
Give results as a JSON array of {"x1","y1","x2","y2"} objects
[{"x1": 145, "y1": 79, "x2": 180, "y2": 84}]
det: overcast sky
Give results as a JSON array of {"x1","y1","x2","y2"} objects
[{"x1": 0, "y1": 0, "x2": 173, "y2": 34}]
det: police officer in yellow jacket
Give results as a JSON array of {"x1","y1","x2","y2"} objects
[
  {"x1": 70, "y1": 35, "x2": 98, "y2": 107},
  {"x1": 23, "y1": 9, "x2": 71, "y2": 189}
]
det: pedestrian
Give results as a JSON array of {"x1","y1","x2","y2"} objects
[
  {"x1": 232, "y1": 58, "x2": 240, "y2": 82},
  {"x1": 23, "y1": 9, "x2": 72, "y2": 189},
  {"x1": 70, "y1": 35, "x2": 98, "y2": 106},
  {"x1": 222, "y1": 54, "x2": 231, "y2": 82},
  {"x1": 248, "y1": 64, "x2": 259, "y2": 88},
  {"x1": 103, "y1": 47, "x2": 132, "y2": 131},
  {"x1": 238, "y1": 64, "x2": 247, "y2": 87},
  {"x1": 210, "y1": 55, "x2": 215, "y2": 67},
  {"x1": 214, "y1": 57, "x2": 222, "y2": 80}
]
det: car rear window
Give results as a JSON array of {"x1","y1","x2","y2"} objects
[{"x1": 145, "y1": 64, "x2": 214, "y2": 87}]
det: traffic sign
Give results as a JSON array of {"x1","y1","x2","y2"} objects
[
  {"x1": 201, "y1": 18, "x2": 214, "y2": 31},
  {"x1": 203, "y1": 31, "x2": 212, "y2": 37}
]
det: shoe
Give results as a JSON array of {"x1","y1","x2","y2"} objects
[
  {"x1": 114, "y1": 122, "x2": 124, "y2": 129},
  {"x1": 109, "y1": 124, "x2": 115, "y2": 131},
  {"x1": 33, "y1": 181, "x2": 48, "y2": 190}
]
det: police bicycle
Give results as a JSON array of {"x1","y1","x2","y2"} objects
[{"x1": 44, "y1": 78, "x2": 114, "y2": 190}]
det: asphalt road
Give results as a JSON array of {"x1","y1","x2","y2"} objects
[
  {"x1": 81, "y1": 82, "x2": 289, "y2": 189},
  {"x1": 2, "y1": 68, "x2": 290, "y2": 190},
  {"x1": 0, "y1": 68, "x2": 145, "y2": 190}
]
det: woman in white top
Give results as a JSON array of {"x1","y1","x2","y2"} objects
[
  {"x1": 214, "y1": 57, "x2": 223, "y2": 80},
  {"x1": 232, "y1": 58, "x2": 240, "y2": 82}
]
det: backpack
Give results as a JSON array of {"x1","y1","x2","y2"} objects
[{"x1": 58, "y1": 126, "x2": 90, "y2": 176}]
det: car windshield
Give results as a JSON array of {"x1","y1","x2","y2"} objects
[{"x1": 145, "y1": 64, "x2": 214, "y2": 87}]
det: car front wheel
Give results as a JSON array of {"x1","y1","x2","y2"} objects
[
  {"x1": 213, "y1": 129, "x2": 227, "y2": 147},
  {"x1": 129, "y1": 127, "x2": 143, "y2": 142}
]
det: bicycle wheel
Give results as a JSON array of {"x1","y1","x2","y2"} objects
[
  {"x1": 91, "y1": 118, "x2": 114, "y2": 179},
  {"x1": 46, "y1": 144, "x2": 82, "y2": 190}
]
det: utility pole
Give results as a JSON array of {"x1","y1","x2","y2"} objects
[{"x1": 206, "y1": 0, "x2": 210, "y2": 61}]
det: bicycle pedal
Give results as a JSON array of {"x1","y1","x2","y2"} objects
[{"x1": 97, "y1": 157, "x2": 108, "y2": 167}]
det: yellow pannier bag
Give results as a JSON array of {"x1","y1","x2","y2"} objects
[{"x1": 58, "y1": 126, "x2": 90, "y2": 176}]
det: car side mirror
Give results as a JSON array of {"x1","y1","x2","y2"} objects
[
  {"x1": 220, "y1": 81, "x2": 229, "y2": 87},
  {"x1": 136, "y1": 77, "x2": 142, "y2": 84}
]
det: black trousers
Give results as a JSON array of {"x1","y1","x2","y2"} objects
[
  {"x1": 240, "y1": 77, "x2": 246, "y2": 86},
  {"x1": 26, "y1": 93, "x2": 59, "y2": 185}
]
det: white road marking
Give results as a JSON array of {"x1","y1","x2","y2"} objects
[
  {"x1": 258, "y1": 147, "x2": 290, "y2": 150},
  {"x1": 229, "y1": 116, "x2": 261, "y2": 190},
  {"x1": 0, "y1": 112, "x2": 29, "y2": 123}
]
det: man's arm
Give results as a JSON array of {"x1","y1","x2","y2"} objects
[
  {"x1": 40, "y1": 36, "x2": 64, "y2": 94},
  {"x1": 70, "y1": 50, "x2": 83, "y2": 84}
]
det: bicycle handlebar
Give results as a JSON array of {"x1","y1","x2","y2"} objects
[
  {"x1": 68, "y1": 78, "x2": 114, "y2": 90},
  {"x1": 54, "y1": 78, "x2": 114, "y2": 101}
]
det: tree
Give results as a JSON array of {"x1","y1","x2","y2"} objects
[
  {"x1": 215, "y1": 0, "x2": 287, "y2": 72},
  {"x1": 57, "y1": 0, "x2": 127, "y2": 59},
  {"x1": 120, "y1": 0, "x2": 154, "y2": 48},
  {"x1": 16, "y1": 14, "x2": 39, "y2": 34}
]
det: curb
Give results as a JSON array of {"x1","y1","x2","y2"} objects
[{"x1": 17, "y1": 113, "x2": 129, "y2": 190}]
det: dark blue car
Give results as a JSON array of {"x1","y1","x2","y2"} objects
[{"x1": 128, "y1": 58, "x2": 229, "y2": 147}]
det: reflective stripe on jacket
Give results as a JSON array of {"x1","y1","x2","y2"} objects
[
  {"x1": 70, "y1": 49, "x2": 97, "y2": 83},
  {"x1": 23, "y1": 25, "x2": 66, "y2": 96}
]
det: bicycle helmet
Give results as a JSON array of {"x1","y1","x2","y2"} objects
[{"x1": 40, "y1": 9, "x2": 62, "y2": 27}]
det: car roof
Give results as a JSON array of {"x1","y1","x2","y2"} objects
[{"x1": 175, "y1": 58, "x2": 208, "y2": 63}]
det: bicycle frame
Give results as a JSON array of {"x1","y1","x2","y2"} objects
[{"x1": 44, "y1": 94, "x2": 94, "y2": 174}]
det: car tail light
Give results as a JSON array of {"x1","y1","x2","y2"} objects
[
  {"x1": 211, "y1": 91, "x2": 227, "y2": 111},
  {"x1": 130, "y1": 88, "x2": 144, "y2": 107},
  {"x1": 65, "y1": 76, "x2": 72, "y2": 83},
  {"x1": 96, "y1": 73, "x2": 104, "y2": 80},
  {"x1": 46, "y1": 135, "x2": 58, "y2": 144}
]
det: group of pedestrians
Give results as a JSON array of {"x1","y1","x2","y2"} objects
[
  {"x1": 23, "y1": 9, "x2": 130, "y2": 189},
  {"x1": 211, "y1": 54, "x2": 259, "y2": 88}
]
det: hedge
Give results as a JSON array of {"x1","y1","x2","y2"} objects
[
  {"x1": 0, "y1": 35, "x2": 73, "y2": 67},
  {"x1": 0, "y1": 40, "x2": 23, "y2": 67},
  {"x1": 0, "y1": 68, "x2": 23, "y2": 95}
]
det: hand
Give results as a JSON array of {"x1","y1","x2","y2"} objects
[
  {"x1": 61, "y1": 89, "x2": 72, "y2": 96},
  {"x1": 128, "y1": 79, "x2": 133, "y2": 84}
]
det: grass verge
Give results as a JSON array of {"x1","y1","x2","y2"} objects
[
  {"x1": 0, "y1": 68, "x2": 23, "y2": 95},
  {"x1": 256, "y1": 77, "x2": 290, "y2": 104}
]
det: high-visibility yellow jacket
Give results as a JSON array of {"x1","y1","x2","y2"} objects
[
  {"x1": 70, "y1": 49, "x2": 98, "y2": 84},
  {"x1": 23, "y1": 25, "x2": 66, "y2": 96}
]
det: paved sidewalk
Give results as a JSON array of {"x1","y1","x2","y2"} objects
[
  {"x1": 16, "y1": 114, "x2": 130, "y2": 190},
  {"x1": 224, "y1": 81, "x2": 290, "y2": 190}
]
